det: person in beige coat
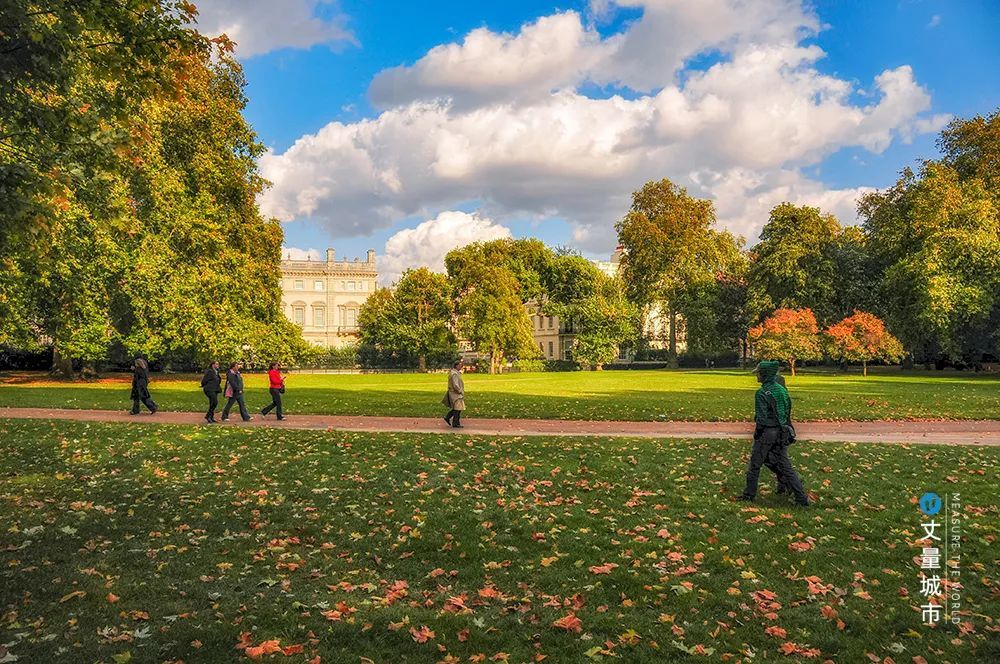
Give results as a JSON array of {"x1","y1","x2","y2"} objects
[{"x1": 442, "y1": 359, "x2": 466, "y2": 428}]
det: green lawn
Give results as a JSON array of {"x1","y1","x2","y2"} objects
[
  {"x1": 1, "y1": 368, "x2": 999, "y2": 421},
  {"x1": 1, "y1": 420, "x2": 997, "y2": 663}
]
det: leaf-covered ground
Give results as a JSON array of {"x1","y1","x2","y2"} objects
[
  {"x1": 1, "y1": 420, "x2": 998, "y2": 663},
  {"x1": 2, "y1": 368, "x2": 998, "y2": 421}
]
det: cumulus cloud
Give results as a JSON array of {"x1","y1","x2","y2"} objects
[
  {"x1": 192, "y1": 0, "x2": 355, "y2": 58},
  {"x1": 281, "y1": 246, "x2": 322, "y2": 261},
  {"x1": 259, "y1": 0, "x2": 948, "y2": 253},
  {"x1": 379, "y1": 211, "x2": 512, "y2": 285}
]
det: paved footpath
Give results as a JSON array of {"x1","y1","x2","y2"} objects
[{"x1": 1, "y1": 407, "x2": 998, "y2": 445}]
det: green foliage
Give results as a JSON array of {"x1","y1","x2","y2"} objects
[
  {"x1": 0, "y1": 12, "x2": 307, "y2": 372},
  {"x1": 456, "y1": 267, "x2": 538, "y2": 374},
  {"x1": 304, "y1": 345, "x2": 360, "y2": 370},
  {"x1": 749, "y1": 203, "x2": 874, "y2": 324},
  {"x1": 860, "y1": 113, "x2": 1000, "y2": 364},
  {"x1": 358, "y1": 269, "x2": 457, "y2": 370},
  {"x1": 616, "y1": 179, "x2": 726, "y2": 358},
  {"x1": 571, "y1": 276, "x2": 639, "y2": 369}
]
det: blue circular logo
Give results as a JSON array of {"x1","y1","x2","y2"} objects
[{"x1": 919, "y1": 492, "x2": 942, "y2": 516}]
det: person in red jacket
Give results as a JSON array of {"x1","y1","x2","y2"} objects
[{"x1": 260, "y1": 361, "x2": 287, "y2": 420}]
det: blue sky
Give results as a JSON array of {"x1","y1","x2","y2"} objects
[{"x1": 199, "y1": 0, "x2": 999, "y2": 278}]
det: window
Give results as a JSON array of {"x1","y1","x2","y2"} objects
[
  {"x1": 313, "y1": 307, "x2": 325, "y2": 328},
  {"x1": 548, "y1": 341, "x2": 553, "y2": 358},
  {"x1": 563, "y1": 339, "x2": 574, "y2": 361},
  {"x1": 293, "y1": 307, "x2": 305, "y2": 325},
  {"x1": 293, "y1": 280, "x2": 304, "y2": 290},
  {"x1": 547, "y1": 316, "x2": 553, "y2": 329},
  {"x1": 347, "y1": 281, "x2": 356, "y2": 291},
  {"x1": 345, "y1": 308, "x2": 358, "y2": 328},
  {"x1": 339, "y1": 281, "x2": 346, "y2": 290},
  {"x1": 314, "y1": 280, "x2": 324, "y2": 291}
]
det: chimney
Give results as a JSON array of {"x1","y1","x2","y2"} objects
[
  {"x1": 326, "y1": 248, "x2": 335, "y2": 264},
  {"x1": 366, "y1": 249, "x2": 376, "y2": 264}
]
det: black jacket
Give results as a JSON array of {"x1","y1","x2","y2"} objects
[
  {"x1": 225, "y1": 369, "x2": 244, "y2": 395},
  {"x1": 201, "y1": 367, "x2": 221, "y2": 393},
  {"x1": 130, "y1": 366, "x2": 150, "y2": 400}
]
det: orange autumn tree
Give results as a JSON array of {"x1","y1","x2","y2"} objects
[
  {"x1": 749, "y1": 308, "x2": 822, "y2": 375},
  {"x1": 825, "y1": 310, "x2": 904, "y2": 376}
]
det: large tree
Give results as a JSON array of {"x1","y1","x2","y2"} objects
[
  {"x1": 616, "y1": 179, "x2": 719, "y2": 361},
  {"x1": 456, "y1": 267, "x2": 537, "y2": 374},
  {"x1": 859, "y1": 111, "x2": 1000, "y2": 365},
  {"x1": 357, "y1": 269, "x2": 456, "y2": 371},
  {"x1": 571, "y1": 275, "x2": 639, "y2": 370},
  {"x1": 1, "y1": 7, "x2": 309, "y2": 373}
]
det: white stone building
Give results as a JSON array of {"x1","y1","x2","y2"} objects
[{"x1": 280, "y1": 249, "x2": 378, "y2": 348}]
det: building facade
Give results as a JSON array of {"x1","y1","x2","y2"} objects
[{"x1": 280, "y1": 249, "x2": 378, "y2": 348}]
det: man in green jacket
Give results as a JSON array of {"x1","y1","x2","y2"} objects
[{"x1": 738, "y1": 360, "x2": 809, "y2": 506}]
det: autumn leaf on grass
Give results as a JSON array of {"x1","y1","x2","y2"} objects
[
  {"x1": 552, "y1": 613, "x2": 583, "y2": 633},
  {"x1": 410, "y1": 625, "x2": 435, "y2": 643},
  {"x1": 588, "y1": 562, "x2": 618, "y2": 574},
  {"x1": 245, "y1": 640, "x2": 282, "y2": 659},
  {"x1": 788, "y1": 540, "x2": 814, "y2": 552},
  {"x1": 764, "y1": 625, "x2": 787, "y2": 639},
  {"x1": 60, "y1": 590, "x2": 86, "y2": 603}
]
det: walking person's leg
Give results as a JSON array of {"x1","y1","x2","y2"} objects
[
  {"x1": 444, "y1": 409, "x2": 456, "y2": 425},
  {"x1": 261, "y1": 392, "x2": 274, "y2": 416},
  {"x1": 205, "y1": 392, "x2": 218, "y2": 422},
  {"x1": 130, "y1": 399, "x2": 141, "y2": 415},
  {"x1": 740, "y1": 430, "x2": 774, "y2": 500},
  {"x1": 274, "y1": 389, "x2": 284, "y2": 419},
  {"x1": 222, "y1": 397, "x2": 235, "y2": 420},
  {"x1": 774, "y1": 445, "x2": 809, "y2": 506},
  {"x1": 237, "y1": 394, "x2": 251, "y2": 421},
  {"x1": 143, "y1": 396, "x2": 157, "y2": 413},
  {"x1": 452, "y1": 410, "x2": 462, "y2": 428}
]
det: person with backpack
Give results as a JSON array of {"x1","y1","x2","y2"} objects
[
  {"x1": 221, "y1": 361, "x2": 253, "y2": 422},
  {"x1": 738, "y1": 360, "x2": 809, "y2": 506},
  {"x1": 200, "y1": 360, "x2": 222, "y2": 423},
  {"x1": 260, "y1": 361, "x2": 286, "y2": 420}
]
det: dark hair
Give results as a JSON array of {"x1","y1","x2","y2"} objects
[
  {"x1": 453, "y1": 359, "x2": 463, "y2": 368},
  {"x1": 269, "y1": 361, "x2": 279, "y2": 370},
  {"x1": 228, "y1": 361, "x2": 239, "y2": 370}
]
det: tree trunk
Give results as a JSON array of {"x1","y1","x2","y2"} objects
[
  {"x1": 81, "y1": 360, "x2": 99, "y2": 379},
  {"x1": 862, "y1": 360, "x2": 868, "y2": 377},
  {"x1": 667, "y1": 306, "x2": 678, "y2": 367},
  {"x1": 417, "y1": 354, "x2": 427, "y2": 372},
  {"x1": 594, "y1": 363, "x2": 603, "y2": 371},
  {"x1": 789, "y1": 358, "x2": 797, "y2": 376},
  {"x1": 50, "y1": 344, "x2": 73, "y2": 378}
]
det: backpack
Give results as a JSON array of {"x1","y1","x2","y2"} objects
[{"x1": 764, "y1": 390, "x2": 797, "y2": 445}]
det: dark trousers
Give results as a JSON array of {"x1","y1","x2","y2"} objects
[
  {"x1": 742, "y1": 427, "x2": 807, "y2": 504},
  {"x1": 204, "y1": 390, "x2": 219, "y2": 421},
  {"x1": 445, "y1": 409, "x2": 462, "y2": 426},
  {"x1": 222, "y1": 394, "x2": 251, "y2": 421},
  {"x1": 261, "y1": 388, "x2": 283, "y2": 418},
  {"x1": 130, "y1": 397, "x2": 157, "y2": 414}
]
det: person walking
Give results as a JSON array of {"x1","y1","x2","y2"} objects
[
  {"x1": 442, "y1": 359, "x2": 466, "y2": 428},
  {"x1": 738, "y1": 360, "x2": 809, "y2": 506},
  {"x1": 129, "y1": 358, "x2": 158, "y2": 415},
  {"x1": 221, "y1": 361, "x2": 253, "y2": 422},
  {"x1": 260, "y1": 361, "x2": 286, "y2": 420},
  {"x1": 200, "y1": 360, "x2": 222, "y2": 423}
]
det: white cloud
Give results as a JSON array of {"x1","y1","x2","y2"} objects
[
  {"x1": 281, "y1": 246, "x2": 322, "y2": 261},
  {"x1": 259, "y1": 0, "x2": 947, "y2": 254},
  {"x1": 191, "y1": 0, "x2": 355, "y2": 58},
  {"x1": 928, "y1": 15, "x2": 941, "y2": 28},
  {"x1": 379, "y1": 211, "x2": 512, "y2": 285}
]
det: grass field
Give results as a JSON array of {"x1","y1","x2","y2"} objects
[
  {"x1": 0, "y1": 419, "x2": 997, "y2": 663},
  {"x1": 1, "y1": 368, "x2": 999, "y2": 421}
]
